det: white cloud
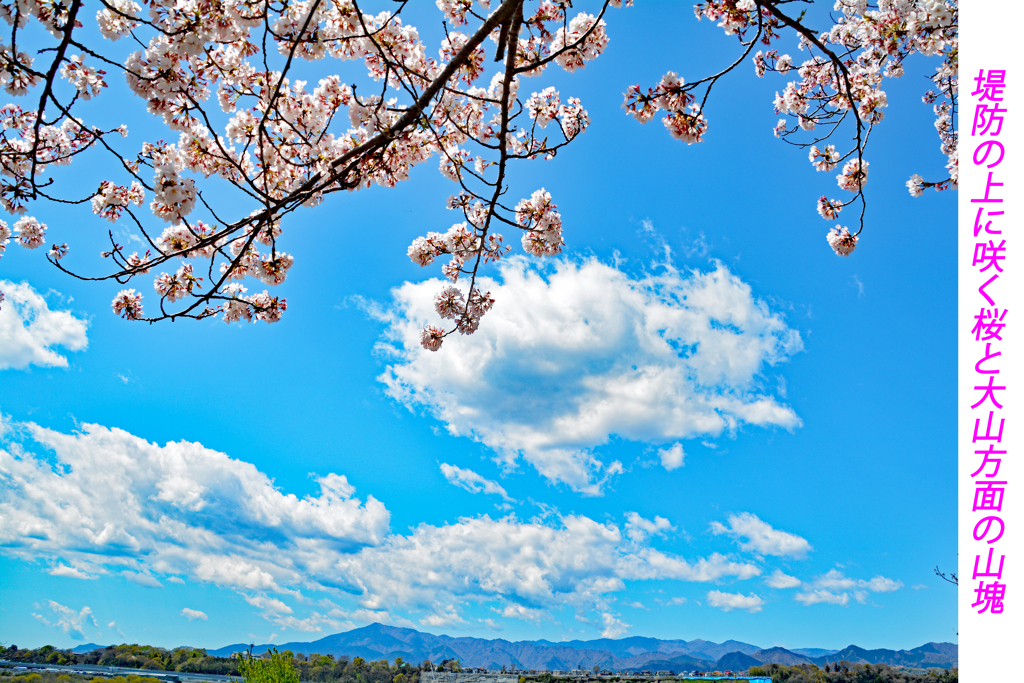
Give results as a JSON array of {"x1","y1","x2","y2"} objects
[
  {"x1": 32, "y1": 600, "x2": 97, "y2": 640},
  {"x1": 107, "y1": 620, "x2": 126, "y2": 639},
  {"x1": 49, "y1": 564, "x2": 97, "y2": 579},
  {"x1": 376, "y1": 258, "x2": 802, "y2": 494},
  {"x1": 168, "y1": 576, "x2": 186, "y2": 584},
  {"x1": 0, "y1": 421, "x2": 390, "y2": 594},
  {"x1": 624, "y1": 600, "x2": 648, "y2": 610},
  {"x1": 706, "y1": 590, "x2": 765, "y2": 613},
  {"x1": 0, "y1": 281, "x2": 88, "y2": 370},
  {"x1": 181, "y1": 608, "x2": 208, "y2": 621},
  {"x1": 765, "y1": 569, "x2": 801, "y2": 589},
  {"x1": 658, "y1": 443, "x2": 685, "y2": 471},
  {"x1": 422, "y1": 607, "x2": 466, "y2": 627},
  {"x1": 795, "y1": 589, "x2": 849, "y2": 606},
  {"x1": 122, "y1": 570, "x2": 163, "y2": 588},
  {"x1": 440, "y1": 463, "x2": 514, "y2": 502},
  {"x1": 795, "y1": 569, "x2": 902, "y2": 606},
  {"x1": 501, "y1": 603, "x2": 547, "y2": 622},
  {"x1": 710, "y1": 512, "x2": 812, "y2": 559},
  {"x1": 664, "y1": 597, "x2": 687, "y2": 606},
  {"x1": 338, "y1": 515, "x2": 760, "y2": 618},
  {"x1": 1, "y1": 420, "x2": 766, "y2": 628},
  {"x1": 600, "y1": 612, "x2": 630, "y2": 638},
  {"x1": 624, "y1": 512, "x2": 674, "y2": 542},
  {"x1": 245, "y1": 594, "x2": 293, "y2": 615}
]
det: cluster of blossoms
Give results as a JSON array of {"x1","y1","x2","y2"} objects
[
  {"x1": 550, "y1": 13, "x2": 609, "y2": 71},
  {"x1": 826, "y1": 225, "x2": 858, "y2": 257},
  {"x1": 0, "y1": 0, "x2": 955, "y2": 331},
  {"x1": 60, "y1": 55, "x2": 107, "y2": 100},
  {"x1": 91, "y1": 181, "x2": 146, "y2": 222},
  {"x1": 515, "y1": 188, "x2": 563, "y2": 257},
  {"x1": 809, "y1": 144, "x2": 840, "y2": 172},
  {"x1": 836, "y1": 158, "x2": 869, "y2": 192},
  {"x1": 397, "y1": 3, "x2": 612, "y2": 350},
  {"x1": 12, "y1": 216, "x2": 45, "y2": 249},
  {"x1": 623, "y1": 71, "x2": 707, "y2": 145},
  {"x1": 0, "y1": 103, "x2": 99, "y2": 214},
  {"x1": 633, "y1": 0, "x2": 957, "y2": 257},
  {"x1": 433, "y1": 284, "x2": 495, "y2": 333},
  {"x1": 1, "y1": 0, "x2": 620, "y2": 327},
  {"x1": 0, "y1": 216, "x2": 52, "y2": 298}
]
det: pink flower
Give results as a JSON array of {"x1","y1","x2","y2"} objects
[
  {"x1": 112, "y1": 289, "x2": 144, "y2": 319},
  {"x1": 826, "y1": 225, "x2": 858, "y2": 257},
  {"x1": 817, "y1": 196, "x2": 843, "y2": 220},
  {"x1": 837, "y1": 158, "x2": 869, "y2": 192},
  {"x1": 809, "y1": 145, "x2": 839, "y2": 172},
  {"x1": 14, "y1": 217, "x2": 46, "y2": 249},
  {"x1": 420, "y1": 326, "x2": 444, "y2": 351},
  {"x1": 434, "y1": 285, "x2": 465, "y2": 320},
  {"x1": 906, "y1": 174, "x2": 925, "y2": 197}
]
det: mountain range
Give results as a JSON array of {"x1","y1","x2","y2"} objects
[{"x1": 201, "y1": 624, "x2": 956, "y2": 672}]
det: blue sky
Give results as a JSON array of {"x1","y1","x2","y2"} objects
[{"x1": 0, "y1": 1, "x2": 957, "y2": 655}]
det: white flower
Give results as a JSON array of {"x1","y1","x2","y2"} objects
[
  {"x1": 420, "y1": 326, "x2": 444, "y2": 351},
  {"x1": 837, "y1": 158, "x2": 869, "y2": 192},
  {"x1": 826, "y1": 225, "x2": 858, "y2": 257},
  {"x1": 14, "y1": 216, "x2": 46, "y2": 249},
  {"x1": 906, "y1": 174, "x2": 925, "y2": 197},
  {"x1": 112, "y1": 289, "x2": 144, "y2": 319}
]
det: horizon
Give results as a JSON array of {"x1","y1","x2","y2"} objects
[{"x1": 3, "y1": 621, "x2": 957, "y2": 656}]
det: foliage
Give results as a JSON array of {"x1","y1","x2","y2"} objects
[
  {"x1": 239, "y1": 650, "x2": 301, "y2": 683},
  {"x1": 758, "y1": 662, "x2": 957, "y2": 683},
  {"x1": 1, "y1": 644, "x2": 238, "y2": 676}
]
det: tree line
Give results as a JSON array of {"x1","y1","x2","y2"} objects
[
  {"x1": 2, "y1": 646, "x2": 958, "y2": 683},
  {"x1": 748, "y1": 662, "x2": 957, "y2": 683},
  {"x1": 1, "y1": 644, "x2": 460, "y2": 683}
]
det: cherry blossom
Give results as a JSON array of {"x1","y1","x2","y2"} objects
[
  {"x1": 92, "y1": 181, "x2": 146, "y2": 222},
  {"x1": 0, "y1": 0, "x2": 956, "y2": 329},
  {"x1": 817, "y1": 196, "x2": 844, "y2": 221},
  {"x1": 641, "y1": 0, "x2": 956, "y2": 255},
  {"x1": 14, "y1": 216, "x2": 45, "y2": 248},
  {"x1": 809, "y1": 145, "x2": 840, "y2": 172},
  {"x1": 837, "y1": 158, "x2": 869, "y2": 192},
  {"x1": 526, "y1": 87, "x2": 561, "y2": 128},
  {"x1": 906, "y1": 174, "x2": 925, "y2": 197},
  {"x1": 112, "y1": 289, "x2": 144, "y2": 320},
  {"x1": 420, "y1": 325, "x2": 445, "y2": 352},
  {"x1": 826, "y1": 225, "x2": 858, "y2": 257}
]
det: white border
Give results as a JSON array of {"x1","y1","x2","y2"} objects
[{"x1": 959, "y1": 1, "x2": 1022, "y2": 679}]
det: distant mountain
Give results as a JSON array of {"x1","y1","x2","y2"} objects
[
  {"x1": 71, "y1": 644, "x2": 110, "y2": 654},
  {"x1": 810, "y1": 643, "x2": 958, "y2": 670},
  {"x1": 207, "y1": 624, "x2": 956, "y2": 672},
  {"x1": 749, "y1": 647, "x2": 814, "y2": 666},
  {"x1": 789, "y1": 648, "x2": 839, "y2": 658},
  {"x1": 613, "y1": 654, "x2": 716, "y2": 673},
  {"x1": 714, "y1": 652, "x2": 762, "y2": 672}
]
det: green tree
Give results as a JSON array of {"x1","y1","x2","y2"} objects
[{"x1": 239, "y1": 651, "x2": 301, "y2": 683}]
